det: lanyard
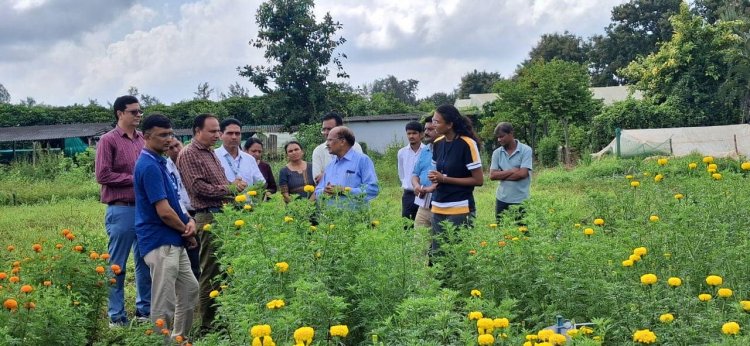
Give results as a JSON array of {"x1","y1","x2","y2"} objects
[{"x1": 223, "y1": 154, "x2": 240, "y2": 179}]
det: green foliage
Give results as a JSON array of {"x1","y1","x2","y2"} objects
[
  {"x1": 590, "y1": 98, "x2": 681, "y2": 151},
  {"x1": 366, "y1": 75, "x2": 419, "y2": 105},
  {"x1": 523, "y1": 31, "x2": 590, "y2": 67},
  {"x1": 457, "y1": 70, "x2": 503, "y2": 98},
  {"x1": 537, "y1": 136, "x2": 560, "y2": 167},
  {"x1": 0, "y1": 102, "x2": 111, "y2": 127}
]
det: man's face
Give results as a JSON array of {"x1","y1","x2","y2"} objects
[
  {"x1": 220, "y1": 124, "x2": 242, "y2": 149},
  {"x1": 166, "y1": 138, "x2": 183, "y2": 161},
  {"x1": 118, "y1": 102, "x2": 142, "y2": 127},
  {"x1": 496, "y1": 131, "x2": 514, "y2": 147},
  {"x1": 423, "y1": 122, "x2": 437, "y2": 144},
  {"x1": 247, "y1": 143, "x2": 263, "y2": 162},
  {"x1": 145, "y1": 127, "x2": 174, "y2": 154},
  {"x1": 196, "y1": 117, "x2": 221, "y2": 147},
  {"x1": 321, "y1": 119, "x2": 337, "y2": 140},
  {"x1": 406, "y1": 129, "x2": 423, "y2": 146},
  {"x1": 326, "y1": 128, "x2": 344, "y2": 156}
]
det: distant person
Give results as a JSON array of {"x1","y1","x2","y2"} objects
[
  {"x1": 311, "y1": 112, "x2": 363, "y2": 184},
  {"x1": 94, "y1": 94, "x2": 151, "y2": 326},
  {"x1": 244, "y1": 137, "x2": 277, "y2": 199},
  {"x1": 411, "y1": 116, "x2": 437, "y2": 229},
  {"x1": 428, "y1": 105, "x2": 483, "y2": 255},
  {"x1": 279, "y1": 141, "x2": 314, "y2": 203},
  {"x1": 314, "y1": 126, "x2": 379, "y2": 208},
  {"x1": 214, "y1": 118, "x2": 265, "y2": 190},
  {"x1": 176, "y1": 114, "x2": 247, "y2": 334},
  {"x1": 165, "y1": 138, "x2": 200, "y2": 279},
  {"x1": 133, "y1": 114, "x2": 198, "y2": 342},
  {"x1": 489, "y1": 122, "x2": 532, "y2": 221},
  {"x1": 397, "y1": 121, "x2": 425, "y2": 221}
]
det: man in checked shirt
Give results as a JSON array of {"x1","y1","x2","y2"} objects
[{"x1": 176, "y1": 113, "x2": 247, "y2": 334}]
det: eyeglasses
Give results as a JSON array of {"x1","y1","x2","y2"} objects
[{"x1": 124, "y1": 109, "x2": 144, "y2": 115}]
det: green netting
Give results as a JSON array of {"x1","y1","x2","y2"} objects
[{"x1": 64, "y1": 137, "x2": 88, "y2": 156}]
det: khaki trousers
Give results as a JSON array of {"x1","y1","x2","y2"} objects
[{"x1": 414, "y1": 206, "x2": 433, "y2": 229}]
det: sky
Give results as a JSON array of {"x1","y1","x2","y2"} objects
[{"x1": 0, "y1": 0, "x2": 629, "y2": 106}]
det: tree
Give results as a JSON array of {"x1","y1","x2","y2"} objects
[
  {"x1": 693, "y1": 0, "x2": 750, "y2": 24},
  {"x1": 194, "y1": 82, "x2": 214, "y2": 100},
  {"x1": 20, "y1": 97, "x2": 37, "y2": 107},
  {"x1": 126, "y1": 86, "x2": 161, "y2": 107},
  {"x1": 457, "y1": 70, "x2": 502, "y2": 98},
  {"x1": 220, "y1": 82, "x2": 250, "y2": 99},
  {"x1": 366, "y1": 75, "x2": 419, "y2": 105},
  {"x1": 523, "y1": 31, "x2": 590, "y2": 66},
  {"x1": 0, "y1": 83, "x2": 10, "y2": 104},
  {"x1": 588, "y1": 0, "x2": 681, "y2": 86},
  {"x1": 239, "y1": 0, "x2": 347, "y2": 126}
]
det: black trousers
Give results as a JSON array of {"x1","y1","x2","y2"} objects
[
  {"x1": 401, "y1": 190, "x2": 419, "y2": 220},
  {"x1": 495, "y1": 199, "x2": 525, "y2": 224}
]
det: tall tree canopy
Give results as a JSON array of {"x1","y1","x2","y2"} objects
[
  {"x1": 457, "y1": 70, "x2": 502, "y2": 98},
  {"x1": 0, "y1": 83, "x2": 10, "y2": 104},
  {"x1": 524, "y1": 31, "x2": 590, "y2": 67},
  {"x1": 365, "y1": 75, "x2": 419, "y2": 105},
  {"x1": 239, "y1": 0, "x2": 347, "y2": 125}
]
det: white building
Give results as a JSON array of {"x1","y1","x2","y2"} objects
[{"x1": 344, "y1": 113, "x2": 424, "y2": 154}]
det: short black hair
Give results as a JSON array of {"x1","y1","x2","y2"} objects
[
  {"x1": 338, "y1": 126, "x2": 355, "y2": 146},
  {"x1": 113, "y1": 95, "x2": 139, "y2": 121},
  {"x1": 423, "y1": 115, "x2": 433, "y2": 125},
  {"x1": 243, "y1": 137, "x2": 263, "y2": 151},
  {"x1": 322, "y1": 112, "x2": 344, "y2": 126},
  {"x1": 494, "y1": 122, "x2": 514, "y2": 136},
  {"x1": 192, "y1": 113, "x2": 218, "y2": 135},
  {"x1": 405, "y1": 121, "x2": 423, "y2": 133},
  {"x1": 141, "y1": 113, "x2": 172, "y2": 133},
  {"x1": 220, "y1": 118, "x2": 242, "y2": 132}
]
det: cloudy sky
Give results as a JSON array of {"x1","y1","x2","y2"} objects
[{"x1": 0, "y1": 0, "x2": 628, "y2": 106}]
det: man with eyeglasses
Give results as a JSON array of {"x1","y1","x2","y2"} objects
[
  {"x1": 214, "y1": 118, "x2": 265, "y2": 191},
  {"x1": 311, "y1": 112, "x2": 363, "y2": 184},
  {"x1": 95, "y1": 95, "x2": 152, "y2": 327}
]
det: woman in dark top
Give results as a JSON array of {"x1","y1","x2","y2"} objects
[
  {"x1": 278, "y1": 141, "x2": 314, "y2": 203},
  {"x1": 244, "y1": 138, "x2": 277, "y2": 196}
]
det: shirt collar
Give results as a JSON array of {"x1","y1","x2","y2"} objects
[
  {"x1": 142, "y1": 148, "x2": 166, "y2": 164},
  {"x1": 192, "y1": 139, "x2": 214, "y2": 151},
  {"x1": 114, "y1": 126, "x2": 142, "y2": 139}
]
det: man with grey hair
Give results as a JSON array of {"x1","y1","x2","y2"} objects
[{"x1": 489, "y1": 122, "x2": 533, "y2": 221}]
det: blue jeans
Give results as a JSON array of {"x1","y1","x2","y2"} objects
[{"x1": 105, "y1": 205, "x2": 151, "y2": 322}]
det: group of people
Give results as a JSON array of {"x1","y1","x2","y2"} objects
[{"x1": 94, "y1": 96, "x2": 382, "y2": 342}]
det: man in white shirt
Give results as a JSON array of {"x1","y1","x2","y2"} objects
[
  {"x1": 312, "y1": 112, "x2": 363, "y2": 183},
  {"x1": 214, "y1": 118, "x2": 266, "y2": 190},
  {"x1": 397, "y1": 121, "x2": 425, "y2": 220},
  {"x1": 165, "y1": 137, "x2": 199, "y2": 280}
]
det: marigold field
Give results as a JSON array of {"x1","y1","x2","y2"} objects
[{"x1": 2, "y1": 154, "x2": 750, "y2": 345}]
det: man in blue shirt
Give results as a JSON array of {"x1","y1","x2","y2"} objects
[
  {"x1": 315, "y1": 126, "x2": 379, "y2": 208},
  {"x1": 134, "y1": 114, "x2": 198, "y2": 342},
  {"x1": 489, "y1": 122, "x2": 533, "y2": 222},
  {"x1": 411, "y1": 116, "x2": 437, "y2": 229}
]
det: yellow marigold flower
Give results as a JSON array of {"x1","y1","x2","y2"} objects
[
  {"x1": 706, "y1": 275, "x2": 723, "y2": 286},
  {"x1": 523, "y1": 343, "x2": 532, "y2": 346},
  {"x1": 688, "y1": 162, "x2": 698, "y2": 169},
  {"x1": 493, "y1": 318, "x2": 509, "y2": 328},
  {"x1": 740, "y1": 300, "x2": 750, "y2": 312},
  {"x1": 657, "y1": 158, "x2": 668, "y2": 166},
  {"x1": 707, "y1": 168, "x2": 717, "y2": 174},
  {"x1": 633, "y1": 247, "x2": 648, "y2": 256},
  {"x1": 329, "y1": 325, "x2": 348, "y2": 337},
  {"x1": 630, "y1": 181, "x2": 640, "y2": 188},
  {"x1": 712, "y1": 173, "x2": 722, "y2": 180},
  {"x1": 643, "y1": 172, "x2": 650, "y2": 176},
  {"x1": 537, "y1": 329, "x2": 554, "y2": 341},
  {"x1": 209, "y1": 290, "x2": 219, "y2": 298},
  {"x1": 284, "y1": 216, "x2": 294, "y2": 223},
  {"x1": 234, "y1": 194, "x2": 247, "y2": 203},
  {"x1": 659, "y1": 313, "x2": 674, "y2": 323},
  {"x1": 266, "y1": 299, "x2": 285, "y2": 309},
  {"x1": 667, "y1": 277, "x2": 682, "y2": 287},
  {"x1": 698, "y1": 293, "x2": 712, "y2": 302},
  {"x1": 574, "y1": 223, "x2": 581, "y2": 228},
  {"x1": 489, "y1": 223, "x2": 497, "y2": 228},
  {"x1": 708, "y1": 163, "x2": 718, "y2": 170},
  {"x1": 583, "y1": 228, "x2": 594, "y2": 236},
  {"x1": 247, "y1": 190, "x2": 258, "y2": 196},
  {"x1": 653, "y1": 174, "x2": 663, "y2": 182},
  {"x1": 470, "y1": 289, "x2": 481, "y2": 297},
  {"x1": 567, "y1": 329, "x2": 579, "y2": 337},
  {"x1": 203, "y1": 224, "x2": 212, "y2": 231},
  {"x1": 674, "y1": 193, "x2": 684, "y2": 200},
  {"x1": 625, "y1": 175, "x2": 634, "y2": 180},
  {"x1": 477, "y1": 334, "x2": 495, "y2": 345},
  {"x1": 641, "y1": 273, "x2": 658, "y2": 285},
  {"x1": 632, "y1": 329, "x2": 657, "y2": 344},
  {"x1": 629, "y1": 254, "x2": 642, "y2": 262},
  {"x1": 468, "y1": 311, "x2": 483, "y2": 320},
  {"x1": 477, "y1": 318, "x2": 494, "y2": 334},
  {"x1": 275, "y1": 262, "x2": 289, "y2": 273},
  {"x1": 518, "y1": 226, "x2": 528, "y2": 232},
  {"x1": 329, "y1": 224, "x2": 335, "y2": 230},
  {"x1": 580, "y1": 326, "x2": 594, "y2": 335},
  {"x1": 549, "y1": 333, "x2": 566, "y2": 345},
  {"x1": 250, "y1": 324, "x2": 272, "y2": 338},
  {"x1": 593, "y1": 218, "x2": 604, "y2": 226},
  {"x1": 622, "y1": 260, "x2": 634, "y2": 267},
  {"x1": 718, "y1": 288, "x2": 733, "y2": 298},
  {"x1": 742, "y1": 162, "x2": 750, "y2": 171},
  {"x1": 309, "y1": 225, "x2": 317, "y2": 231},
  {"x1": 344, "y1": 186, "x2": 351, "y2": 192},
  {"x1": 303, "y1": 185, "x2": 315, "y2": 193},
  {"x1": 243, "y1": 204, "x2": 252, "y2": 211},
  {"x1": 649, "y1": 215, "x2": 659, "y2": 222},
  {"x1": 703, "y1": 156, "x2": 714, "y2": 164},
  {"x1": 293, "y1": 326, "x2": 314, "y2": 344},
  {"x1": 526, "y1": 334, "x2": 538, "y2": 341},
  {"x1": 511, "y1": 237, "x2": 519, "y2": 241},
  {"x1": 722, "y1": 321, "x2": 740, "y2": 335},
  {"x1": 234, "y1": 220, "x2": 245, "y2": 228}
]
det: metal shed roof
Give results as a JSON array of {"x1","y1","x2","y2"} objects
[{"x1": 0, "y1": 122, "x2": 113, "y2": 143}]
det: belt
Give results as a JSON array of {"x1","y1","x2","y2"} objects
[
  {"x1": 108, "y1": 201, "x2": 135, "y2": 206},
  {"x1": 196, "y1": 207, "x2": 223, "y2": 214}
]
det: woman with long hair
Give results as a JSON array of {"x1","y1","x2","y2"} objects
[
  {"x1": 427, "y1": 104, "x2": 483, "y2": 256},
  {"x1": 244, "y1": 138, "x2": 278, "y2": 196},
  {"x1": 278, "y1": 141, "x2": 314, "y2": 203}
]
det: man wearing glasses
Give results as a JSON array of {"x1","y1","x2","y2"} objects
[{"x1": 95, "y1": 95, "x2": 152, "y2": 326}]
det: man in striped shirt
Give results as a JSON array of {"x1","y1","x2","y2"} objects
[{"x1": 95, "y1": 95, "x2": 152, "y2": 326}]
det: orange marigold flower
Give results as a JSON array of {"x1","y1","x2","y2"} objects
[
  {"x1": 161, "y1": 328, "x2": 170, "y2": 336},
  {"x1": 89, "y1": 252, "x2": 99, "y2": 260},
  {"x1": 32, "y1": 244, "x2": 42, "y2": 252},
  {"x1": 43, "y1": 280, "x2": 52, "y2": 287},
  {"x1": 0, "y1": 272, "x2": 6, "y2": 280},
  {"x1": 155, "y1": 318, "x2": 165, "y2": 328},
  {"x1": 95, "y1": 266, "x2": 105, "y2": 275},
  {"x1": 65, "y1": 233, "x2": 75, "y2": 241},
  {"x1": 73, "y1": 245, "x2": 83, "y2": 252},
  {"x1": 55, "y1": 243, "x2": 63, "y2": 249},
  {"x1": 100, "y1": 253, "x2": 111, "y2": 260},
  {"x1": 24, "y1": 302, "x2": 35, "y2": 310},
  {"x1": 20, "y1": 285, "x2": 33, "y2": 293},
  {"x1": 4, "y1": 298, "x2": 18, "y2": 311},
  {"x1": 7, "y1": 245, "x2": 15, "y2": 252},
  {"x1": 111, "y1": 264, "x2": 122, "y2": 275}
]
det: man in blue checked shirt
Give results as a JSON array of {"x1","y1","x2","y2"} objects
[{"x1": 314, "y1": 126, "x2": 379, "y2": 207}]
